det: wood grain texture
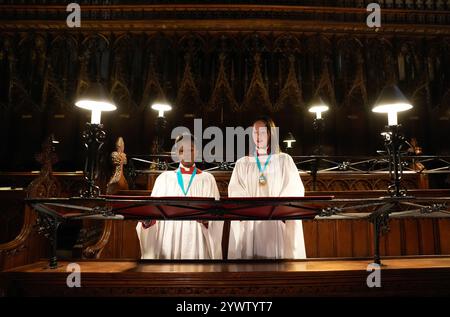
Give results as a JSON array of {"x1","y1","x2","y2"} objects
[{"x1": 3, "y1": 257, "x2": 450, "y2": 297}]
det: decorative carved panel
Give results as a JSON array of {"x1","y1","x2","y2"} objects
[{"x1": 0, "y1": 3, "x2": 450, "y2": 169}]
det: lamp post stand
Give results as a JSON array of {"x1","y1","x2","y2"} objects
[{"x1": 80, "y1": 122, "x2": 106, "y2": 198}]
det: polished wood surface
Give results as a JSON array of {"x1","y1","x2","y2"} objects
[
  {"x1": 7, "y1": 257, "x2": 450, "y2": 273},
  {"x1": 2, "y1": 256, "x2": 450, "y2": 296},
  {"x1": 93, "y1": 217, "x2": 450, "y2": 261}
]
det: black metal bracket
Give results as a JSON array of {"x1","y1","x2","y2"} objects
[
  {"x1": 35, "y1": 213, "x2": 62, "y2": 269},
  {"x1": 312, "y1": 117, "x2": 325, "y2": 156},
  {"x1": 383, "y1": 125, "x2": 408, "y2": 197},
  {"x1": 368, "y1": 202, "x2": 395, "y2": 265}
]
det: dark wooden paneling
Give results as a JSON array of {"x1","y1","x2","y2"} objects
[
  {"x1": 99, "y1": 221, "x2": 140, "y2": 259},
  {"x1": 335, "y1": 220, "x2": 353, "y2": 257},
  {"x1": 302, "y1": 220, "x2": 318, "y2": 258},
  {"x1": 316, "y1": 220, "x2": 336, "y2": 258},
  {"x1": 383, "y1": 219, "x2": 402, "y2": 256},
  {"x1": 97, "y1": 218, "x2": 450, "y2": 260},
  {"x1": 419, "y1": 219, "x2": 437, "y2": 255},
  {"x1": 1, "y1": 20, "x2": 450, "y2": 169},
  {"x1": 404, "y1": 219, "x2": 421, "y2": 255},
  {"x1": 438, "y1": 219, "x2": 450, "y2": 254},
  {"x1": 121, "y1": 221, "x2": 141, "y2": 258},
  {"x1": 0, "y1": 206, "x2": 48, "y2": 272},
  {"x1": 352, "y1": 220, "x2": 371, "y2": 258}
]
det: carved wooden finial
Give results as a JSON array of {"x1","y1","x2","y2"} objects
[
  {"x1": 27, "y1": 135, "x2": 61, "y2": 198},
  {"x1": 106, "y1": 137, "x2": 129, "y2": 194}
]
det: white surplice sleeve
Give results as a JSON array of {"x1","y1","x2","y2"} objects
[
  {"x1": 279, "y1": 154, "x2": 305, "y2": 197},
  {"x1": 150, "y1": 172, "x2": 168, "y2": 197},
  {"x1": 203, "y1": 173, "x2": 223, "y2": 259},
  {"x1": 227, "y1": 158, "x2": 249, "y2": 259},
  {"x1": 279, "y1": 153, "x2": 306, "y2": 259},
  {"x1": 136, "y1": 172, "x2": 168, "y2": 258},
  {"x1": 205, "y1": 173, "x2": 220, "y2": 200},
  {"x1": 228, "y1": 158, "x2": 249, "y2": 197}
]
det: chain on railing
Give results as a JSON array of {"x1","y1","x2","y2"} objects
[{"x1": 126, "y1": 154, "x2": 450, "y2": 174}]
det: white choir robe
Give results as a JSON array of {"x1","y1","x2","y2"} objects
[
  {"x1": 136, "y1": 167, "x2": 223, "y2": 260},
  {"x1": 228, "y1": 152, "x2": 306, "y2": 259}
]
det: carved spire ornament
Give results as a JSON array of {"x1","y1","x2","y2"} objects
[
  {"x1": 209, "y1": 53, "x2": 239, "y2": 114},
  {"x1": 242, "y1": 53, "x2": 272, "y2": 112},
  {"x1": 176, "y1": 53, "x2": 203, "y2": 114},
  {"x1": 274, "y1": 55, "x2": 304, "y2": 111}
]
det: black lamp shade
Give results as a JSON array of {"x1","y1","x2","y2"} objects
[
  {"x1": 283, "y1": 132, "x2": 296, "y2": 143},
  {"x1": 372, "y1": 85, "x2": 412, "y2": 113},
  {"x1": 75, "y1": 83, "x2": 116, "y2": 111}
]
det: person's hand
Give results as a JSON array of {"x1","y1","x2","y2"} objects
[
  {"x1": 141, "y1": 220, "x2": 156, "y2": 229},
  {"x1": 197, "y1": 220, "x2": 208, "y2": 229}
]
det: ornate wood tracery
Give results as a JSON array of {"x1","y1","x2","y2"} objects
[{"x1": 1, "y1": 2, "x2": 450, "y2": 165}]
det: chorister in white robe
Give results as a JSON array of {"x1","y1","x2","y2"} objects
[
  {"x1": 228, "y1": 152, "x2": 306, "y2": 259},
  {"x1": 136, "y1": 165, "x2": 223, "y2": 260}
]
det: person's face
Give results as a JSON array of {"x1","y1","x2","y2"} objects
[
  {"x1": 177, "y1": 140, "x2": 196, "y2": 167},
  {"x1": 252, "y1": 120, "x2": 269, "y2": 149}
]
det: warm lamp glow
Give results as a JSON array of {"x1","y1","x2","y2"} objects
[
  {"x1": 75, "y1": 83, "x2": 116, "y2": 124},
  {"x1": 151, "y1": 102, "x2": 172, "y2": 118},
  {"x1": 308, "y1": 96, "x2": 329, "y2": 119},
  {"x1": 283, "y1": 132, "x2": 296, "y2": 149},
  {"x1": 308, "y1": 105, "x2": 329, "y2": 119},
  {"x1": 372, "y1": 85, "x2": 413, "y2": 126}
]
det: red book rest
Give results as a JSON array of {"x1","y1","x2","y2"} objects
[{"x1": 96, "y1": 195, "x2": 334, "y2": 220}]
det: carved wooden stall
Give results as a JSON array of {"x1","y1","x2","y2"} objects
[
  {"x1": 0, "y1": 138, "x2": 85, "y2": 271},
  {"x1": 1, "y1": 1, "x2": 450, "y2": 268}
]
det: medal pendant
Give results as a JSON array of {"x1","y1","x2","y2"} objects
[{"x1": 259, "y1": 174, "x2": 267, "y2": 185}]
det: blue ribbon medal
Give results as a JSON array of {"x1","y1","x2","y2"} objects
[
  {"x1": 176, "y1": 167, "x2": 197, "y2": 196},
  {"x1": 255, "y1": 153, "x2": 272, "y2": 185}
]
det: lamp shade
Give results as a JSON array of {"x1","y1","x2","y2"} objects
[
  {"x1": 151, "y1": 101, "x2": 172, "y2": 117},
  {"x1": 283, "y1": 132, "x2": 296, "y2": 143},
  {"x1": 283, "y1": 132, "x2": 296, "y2": 149},
  {"x1": 75, "y1": 83, "x2": 117, "y2": 112},
  {"x1": 308, "y1": 96, "x2": 329, "y2": 119},
  {"x1": 75, "y1": 83, "x2": 116, "y2": 124},
  {"x1": 372, "y1": 85, "x2": 412, "y2": 126},
  {"x1": 372, "y1": 85, "x2": 412, "y2": 113}
]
